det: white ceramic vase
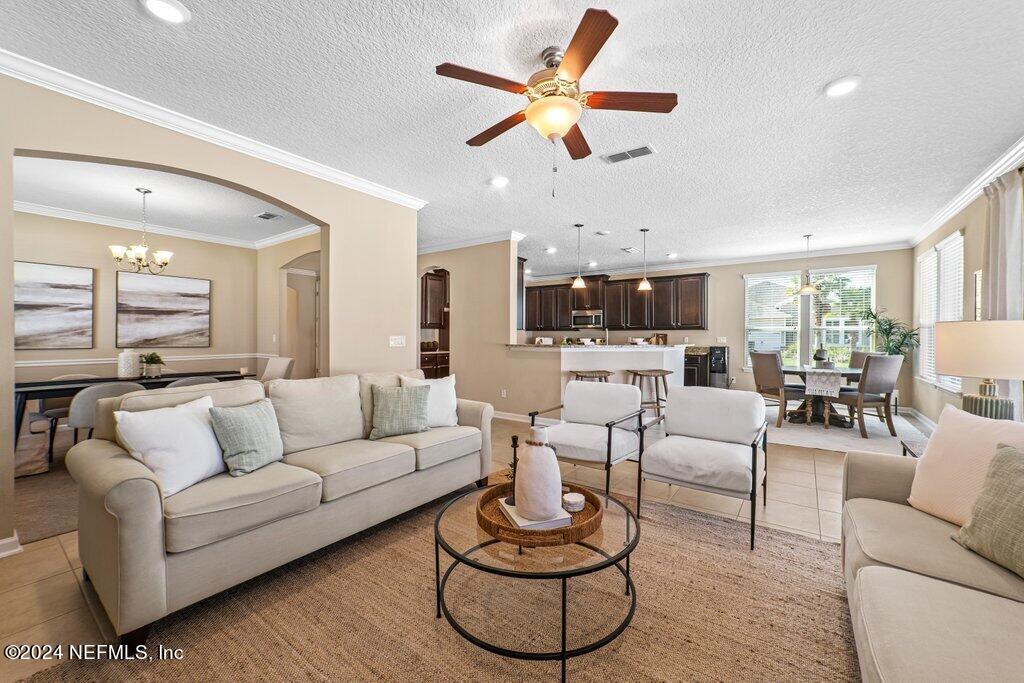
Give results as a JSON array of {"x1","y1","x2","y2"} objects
[
  {"x1": 514, "y1": 426, "x2": 563, "y2": 521},
  {"x1": 118, "y1": 349, "x2": 140, "y2": 379}
]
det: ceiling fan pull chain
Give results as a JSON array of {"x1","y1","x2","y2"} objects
[{"x1": 551, "y1": 139, "x2": 558, "y2": 198}]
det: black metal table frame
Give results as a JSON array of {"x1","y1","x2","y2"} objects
[{"x1": 433, "y1": 487, "x2": 639, "y2": 682}]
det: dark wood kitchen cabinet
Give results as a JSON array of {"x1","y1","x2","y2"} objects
[
  {"x1": 676, "y1": 273, "x2": 708, "y2": 329},
  {"x1": 421, "y1": 271, "x2": 447, "y2": 329},
  {"x1": 603, "y1": 280, "x2": 627, "y2": 329},
  {"x1": 524, "y1": 286, "x2": 542, "y2": 330},
  {"x1": 539, "y1": 287, "x2": 557, "y2": 330},
  {"x1": 650, "y1": 277, "x2": 677, "y2": 329},
  {"x1": 420, "y1": 353, "x2": 450, "y2": 379},
  {"x1": 572, "y1": 275, "x2": 608, "y2": 310},
  {"x1": 626, "y1": 283, "x2": 650, "y2": 329},
  {"x1": 555, "y1": 286, "x2": 574, "y2": 330},
  {"x1": 524, "y1": 284, "x2": 575, "y2": 330}
]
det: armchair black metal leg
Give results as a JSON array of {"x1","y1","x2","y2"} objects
[
  {"x1": 47, "y1": 418, "x2": 58, "y2": 463},
  {"x1": 73, "y1": 428, "x2": 79, "y2": 444},
  {"x1": 750, "y1": 487, "x2": 757, "y2": 550},
  {"x1": 761, "y1": 429, "x2": 768, "y2": 505}
]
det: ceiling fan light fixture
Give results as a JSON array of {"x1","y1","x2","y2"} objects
[{"x1": 525, "y1": 95, "x2": 582, "y2": 140}]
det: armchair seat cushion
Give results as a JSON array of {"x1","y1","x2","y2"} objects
[
  {"x1": 545, "y1": 423, "x2": 639, "y2": 465},
  {"x1": 381, "y1": 425, "x2": 481, "y2": 470},
  {"x1": 163, "y1": 462, "x2": 322, "y2": 552},
  {"x1": 284, "y1": 440, "x2": 414, "y2": 502},
  {"x1": 842, "y1": 498, "x2": 1024, "y2": 602},
  {"x1": 642, "y1": 434, "x2": 753, "y2": 495}
]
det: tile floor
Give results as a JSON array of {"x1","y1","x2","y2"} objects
[{"x1": 1, "y1": 417, "x2": 851, "y2": 678}]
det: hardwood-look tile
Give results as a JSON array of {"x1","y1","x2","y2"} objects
[
  {"x1": 766, "y1": 467, "x2": 817, "y2": 489},
  {"x1": 815, "y1": 474, "x2": 844, "y2": 494},
  {"x1": 740, "y1": 499, "x2": 821, "y2": 535},
  {"x1": 767, "y1": 452, "x2": 815, "y2": 473},
  {"x1": 0, "y1": 608, "x2": 103, "y2": 681},
  {"x1": 765, "y1": 481, "x2": 818, "y2": 508},
  {"x1": 72, "y1": 569, "x2": 116, "y2": 644},
  {"x1": 814, "y1": 459, "x2": 845, "y2": 478},
  {"x1": 58, "y1": 532, "x2": 81, "y2": 571},
  {"x1": 0, "y1": 571, "x2": 84, "y2": 638},
  {"x1": 0, "y1": 543, "x2": 71, "y2": 594},
  {"x1": 819, "y1": 510, "x2": 843, "y2": 540},
  {"x1": 817, "y1": 490, "x2": 844, "y2": 513}
]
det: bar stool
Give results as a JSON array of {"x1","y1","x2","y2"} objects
[
  {"x1": 571, "y1": 370, "x2": 613, "y2": 382},
  {"x1": 627, "y1": 369, "x2": 673, "y2": 416}
]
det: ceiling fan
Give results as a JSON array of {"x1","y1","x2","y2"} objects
[{"x1": 436, "y1": 8, "x2": 678, "y2": 160}]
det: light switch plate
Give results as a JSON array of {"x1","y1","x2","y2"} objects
[
  {"x1": 389, "y1": 335, "x2": 406, "y2": 348},
  {"x1": 716, "y1": 336, "x2": 727, "y2": 344},
  {"x1": 500, "y1": 389, "x2": 508, "y2": 398}
]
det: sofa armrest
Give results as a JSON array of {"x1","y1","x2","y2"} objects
[
  {"x1": 842, "y1": 450, "x2": 917, "y2": 506},
  {"x1": 65, "y1": 439, "x2": 168, "y2": 635},
  {"x1": 457, "y1": 398, "x2": 494, "y2": 478}
]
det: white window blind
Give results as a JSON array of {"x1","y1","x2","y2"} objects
[
  {"x1": 744, "y1": 272, "x2": 801, "y2": 367},
  {"x1": 918, "y1": 232, "x2": 963, "y2": 392},
  {"x1": 809, "y1": 266, "x2": 876, "y2": 367}
]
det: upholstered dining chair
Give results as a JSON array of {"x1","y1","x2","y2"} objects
[
  {"x1": 166, "y1": 376, "x2": 221, "y2": 388},
  {"x1": 750, "y1": 351, "x2": 808, "y2": 427},
  {"x1": 637, "y1": 386, "x2": 768, "y2": 549},
  {"x1": 27, "y1": 374, "x2": 99, "y2": 461},
  {"x1": 824, "y1": 354, "x2": 903, "y2": 438},
  {"x1": 529, "y1": 380, "x2": 644, "y2": 496},
  {"x1": 847, "y1": 350, "x2": 885, "y2": 385},
  {"x1": 261, "y1": 357, "x2": 295, "y2": 381},
  {"x1": 68, "y1": 382, "x2": 146, "y2": 442}
]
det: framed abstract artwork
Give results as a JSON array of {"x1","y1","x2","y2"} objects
[
  {"x1": 116, "y1": 272, "x2": 211, "y2": 348},
  {"x1": 14, "y1": 261, "x2": 95, "y2": 349}
]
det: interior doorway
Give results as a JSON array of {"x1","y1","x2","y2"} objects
[{"x1": 281, "y1": 252, "x2": 320, "y2": 378}]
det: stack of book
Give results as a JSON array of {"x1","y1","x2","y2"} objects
[{"x1": 498, "y1": 497, "x2": 571, "y2": 530}]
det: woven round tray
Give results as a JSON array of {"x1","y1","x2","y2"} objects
[{"x1": 476, "y1": 482, "x2": 604, "y2": 547}]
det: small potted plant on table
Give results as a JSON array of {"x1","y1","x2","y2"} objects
[{"x1": 140, "y1": 352, "x2": 165, "y2": 378}]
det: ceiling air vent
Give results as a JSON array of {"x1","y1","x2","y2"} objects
[
  {"x1": 255, "y1": 211, "x2": 280, "y2": 220},
  {"x1": 621, "y1": 247, "x2": 640, "y2": 254},
  {"x1": 602, "y1": 145, "x2": 656, "y2": 164}
]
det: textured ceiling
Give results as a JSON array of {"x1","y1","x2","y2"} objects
[
  {"x1": 13, "y1": 157, "x2": 307, "y2": 242},
  {"x1": 2, "y1": 1, "x2": 1023, "y2": 275}
]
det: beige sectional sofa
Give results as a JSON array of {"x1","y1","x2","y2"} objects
[
  {"x1": 66, "y1": 372, "x2": 493, "y2": 643},
  {"x1": 842, "y1": 451, "x2": 1024, "y2": 681}
]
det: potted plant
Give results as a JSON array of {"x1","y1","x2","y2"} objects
[
  {"x1": 140, "y1": 352, "x2": 165, "y2": 378},
  {"x1": 863, "y1": 309, "x2": 920, "y2": 356}
]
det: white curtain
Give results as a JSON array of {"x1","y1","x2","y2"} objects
[{"x1": 982, "y1": 168, "x2": 1024, "y2": 418}]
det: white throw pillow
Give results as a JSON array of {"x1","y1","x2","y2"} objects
[
  {"x1": 400, "y1": 374, "x2": 458, "y2": 427},
  {"x1": 114, "y1": 396, "x2": 225, "y2": 496},
  {"x1": 909, "y1": 405, "x2": 1024, "y2": 526}
]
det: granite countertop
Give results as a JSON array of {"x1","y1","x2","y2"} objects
[
  {"x1": 507, "y1": 344, "x2": 690, "y2": 352},
  {"x1": 418, "y1": 350, "x2": 450, "y2": 355}
]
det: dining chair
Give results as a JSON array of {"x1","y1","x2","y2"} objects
[
  {"x1": 261, "y1": 357, "x2": 295, "y2": 381},
  {"x1": 68, "y1": 382, "x2": 146, "y2": 442},
  {"x1": 824, "y1": 354, "x2": 903, "y2": 438},
  {"x1": 847, "y1": 350, "x2": 884, "y2": 382},
  {"x1": 528, "y1": 380, "x2": 644, "y2": 496},
  {"x1": 27, "y1": 374, "x2": 99, "y2": 461},
  {"x1": 750, "y1": 351, "x2": 809, "y2": 427},
  {"x1": 166, "y1": 376, "x2": 221, "y2": 388}
]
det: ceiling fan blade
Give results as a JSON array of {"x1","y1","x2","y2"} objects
[
  {"x1": 557, "y1": 9, "x2": 619, "y2": 82},
  {"x1": 435, "y1": 63, "x2": 527, "y2": 94},
  {"x1": 586, "y1": 91, "x2": 678, "y2": 113},
  {"x1": 466, "y1": 111, "x2": 527, "y2": 146},
  {"x1": 562, "y1": 124, "x2": 591, "y2": 160}
]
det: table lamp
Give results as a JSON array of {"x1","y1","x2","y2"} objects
[{"x1": 935, "y1": 320, "x2": 1024, "y2": 420}]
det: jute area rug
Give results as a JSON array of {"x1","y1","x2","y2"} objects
[{"x1": 34, "y1": 493, "x2": 858, "y2": 682}]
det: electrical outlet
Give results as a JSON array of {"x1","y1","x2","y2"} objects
[
  {"x1": 716, "y1": 336, "x2": 727, "y2": 344},
  {"x1": 683, "y1": 336, "x2": 689, "y2": 343},
  {"x1": 500, "y1": 389, "x2": 508, "y2": 398},
  {"x1": 389, "y1": 335, "x2": 406, "y2": 348},
  {"x1": 272, "y1": 333, "x2": 277, "y2": 343}
]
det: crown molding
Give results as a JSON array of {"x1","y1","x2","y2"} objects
[
  {"x1": 418, "y1": 231, "x2": 527, "y2": 255},
  {"x1": 911, "y1": 132, "x2": 1024, "y2": 246},
  {"x1": 525, "y1": 241, "x2": 913, "y2": 282},
  {"x1": 14, "y1": 200, "x2": 319, "y2": 249},
  {"x1": 0, "y1": 49, "x2": 428, "y2": 211},
  {"x1": 15, "y1": 352, "x2": 275, "y2": 368}
]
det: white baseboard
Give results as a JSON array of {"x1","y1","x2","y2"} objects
[
  {"x1": 902, "y1": 408, "x2": 936, "y2": 435},
  {"x1": 493, "y1": 411, "x2": 560, "y2": 427},
  {"x1": 0, "y1": 532, "x2": 22, "y2": 559}
]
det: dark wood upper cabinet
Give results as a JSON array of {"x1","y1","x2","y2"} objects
[
  {"x1": 626, "y1": 282, "x2": 650, "y2": 329},
  {"x1": 540, "y1": 287, "x2": 557, "y2": 330},
  {"x1": 516, "y1": 257, "x2": 526, "y2": 330},
  {"x1": 524, "y1": 287, "x2": 542, "y2": 331},
  {"x1": 603, "y1": 280, "x2": 626, "y2": 329},
  {"x1": 572, "y1": 275, "x2": 608, "y2": 310},
  {"x1": 555, "y1": 286, "x2": 574, "y2": 330},
  {"x1": 676, "y1": 274, "x2": 709, "y2": 329},
  {"x1": 421, "y1": 271, "x2": 446, "y2": 329},
  {"x1": 650, "y1": 278, "x2": 678, "y2": 329}
]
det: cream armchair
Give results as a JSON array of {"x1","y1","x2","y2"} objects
[
  {"x1": 637, "y1": 386, "x2": 768, "y2": 549},
  {"x1": 529, "y1": 380, "x2": 644, "y2": 495}
]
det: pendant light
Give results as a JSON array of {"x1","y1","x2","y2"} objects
[
  {"x1": 797, "y1": 234, "x2": 819, "y2": 296},
  {"x1": 571, "y1": 223, "x2": 586, "y2": 289},
  {"x1": 637, "y1": 228, "x2": 652, "y2": 291},
  {"x1": 109, "y1": 188, "x2": 173, "y2": 274}
]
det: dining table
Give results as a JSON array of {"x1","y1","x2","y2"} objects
[
  {"x1": 13, "y1": 370, "x2": 255, "y2": 447},
  {"x1": 781, "y1": 365, "x2": 862, "y2": 427}
]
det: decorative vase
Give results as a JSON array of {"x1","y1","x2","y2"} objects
[
  {"x1": 514, "y1": 426, "x2": 563, "y2": 521},
  {"x1": 118, "y1": 349, "x2": 140, "y2": 379},
  {"x1": 142, "y1": 364, "x2": 162, "y2": 379}
]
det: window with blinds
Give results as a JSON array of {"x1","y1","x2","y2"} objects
[
  {"x1": 744, "y1": 272, "x2": 801, "y2": 366},
  {"x1": 917, "y1": 232, "x2": 964, "y2": 392},
  {"x1": 809, "y1": 266, "x2": 876, "y2": 367}
]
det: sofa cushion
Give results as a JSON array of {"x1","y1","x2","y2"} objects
[
  {"x1": 267, "y1": 375, "x2": 363, "y2": 454},
  {"x1": 358, "y1": 370, "x2": 423, "y2": 438},
  {"x1": 381, "y1": 425, "x2": 480, "y2": 470},
  {"x1": 163, "y1": 462, "x2": 322, "y2": 552},
  {"x1": 284, "y1": 440, "x2": 415, "y2": 502},
  {"x1": 843, "y1": 497, "x2": 1024, "y2": 603},
  {"x1": 642, "y1": 434, "x2": 753, "y2": 495},
  {"x1": 850, "y1": 566, "x2": 1024, "y2": 683},
  {"x1": 545, "y1": 422, "x2": 638, "y2": 465}
]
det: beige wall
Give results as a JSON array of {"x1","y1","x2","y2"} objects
[
  {"x1": 911, "y1": 195, "x2": 987, "y2": 423},
  {"x1": 1, "y1": 74, "x2": 419, "y2": 541},
  {"x1": 255, "y1": 233, "x2": 321, "y2": 375},
  {"x1": 13, "y1": 212, "x2": 259, "y2": 381},
  {"x1": 284, "y1": 271, "x2": 318, "y2": 378}
]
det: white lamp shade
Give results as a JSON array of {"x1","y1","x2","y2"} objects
[
  {"x1": 152, "y1": 250, "x2": 174, "y2": 265},
  {"x1": 109, "y1": 245, "x2": 128, "y2": 259},
  {"x1": 525, "y1": 96, "x2": 582, "y2": 140},
  {"x1": 936, "y1": 320, "x2": 1024, "y2": 380}
]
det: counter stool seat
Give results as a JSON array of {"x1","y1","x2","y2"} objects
[
  {"x1": 627, "y1": 369, "x2": 673, "y2": 416},
  {"x1": 571, "y1": 370, "x2": 613, "y2": 382}
]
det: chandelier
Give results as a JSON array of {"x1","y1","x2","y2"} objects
[{"x1": 109, "y1": 188, "x2": 173, "y2": 274}]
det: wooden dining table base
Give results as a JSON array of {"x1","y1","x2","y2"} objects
[{"x1": 787, "y1": 397, "x2": 853, "y2": 428}]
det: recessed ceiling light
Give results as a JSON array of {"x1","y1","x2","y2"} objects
[
  {"x1": 139, "y1": 0, "x2": 191, "y2": 23},
  {"x1": 524, "y1": 268, "x2": 532, "y2": 274},
  {"x1": 489, "y1": 176, "x2": 509, "y2": 188},
  {"x1": 588, "y1": 262, "x2": 598, "y2": 268},
  {"x1": 545, "y1": 247, "x2": 557, "y2": 254},
  {"x1": 666, "y1": 253, "x2": 678, "y2": 259},
  {"x1": 824, "y1": 75, "x2": 861, "y2": 98},
  {"x1": 595, "y1": 230, "x2": 611, "y2": 236}
]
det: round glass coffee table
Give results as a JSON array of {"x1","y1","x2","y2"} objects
[{"x1": 433, "y1": 486, "x2": 639, "y2": 681}]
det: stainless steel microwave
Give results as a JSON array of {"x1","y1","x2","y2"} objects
[{"x1": 571, "y1": 309, "x2": 604, "y2": 329}]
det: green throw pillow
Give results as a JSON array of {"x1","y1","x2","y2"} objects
[
  {"x1": 209, "y1": 399, "x2": 284, "y2": 476},
  {"x1": 953, "y1": 443, "x2": 1024, "y2": 579},
  {"x1": 369, "y1": 384, "x2": 429, "y2": 440}
]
